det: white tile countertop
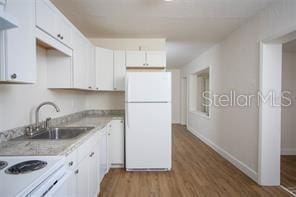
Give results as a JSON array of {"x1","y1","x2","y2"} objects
[{"x1": 0, "y1": 116, "x2": 123, "y2": 156}]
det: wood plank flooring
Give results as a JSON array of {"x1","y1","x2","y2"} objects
[
  {"x1": 281, "y1": 155, "x2": 296, "y2": 193},
  {"x1": 99, "y1": 125, "x2": 290, "y2": 197}
]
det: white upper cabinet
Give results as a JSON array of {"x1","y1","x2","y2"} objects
[
  {"x1": 126, "y1": 50, "x2": 166, "y2": 68},
  {"x1": 47, "y1": 30, "x2": 92, "y2": 90},
  {"x1": 96, "y1": 47, "x2": 114, "y2": 91},
  {"x1": 0, "y1": 0, "x2": 36, "y2": 83},
  {"x1": 72, "y1": 30, "x2": 87, "y2": 89},
  {"x1": 146, "y1": 51, "x2": 166, "y2": 67},
  {"x1": 114, "y1": 50, "x2": 126, "y2": 91},
  {"x1": 86, "y1": 43, "x2": 96, "y2": 90},
  {"x1": 36, "y1": 0, "x2": 56, "y2": 36},
  {"x1": 126, "y1": 51, "x2": 146, "y2": 68},
  {"x1": 56, "y1": 17, "x2": 72, "y2": 47},
  {"x1": 36, "y1": 0, "x2": 72, "y2": 48}
]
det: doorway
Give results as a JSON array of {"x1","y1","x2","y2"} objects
[
  {"x1": 259, "y1": 31, "x2": 296, "y2": 191},
  {"x1": 280, "y1": 39, "x2": 296, "y2": 194},
  {"x1": 181, "y1": 77, "x2": 188, "y2": 127}
]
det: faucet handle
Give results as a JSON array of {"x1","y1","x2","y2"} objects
[{"x1": 25, "y1": 126, "x2": 34, "y2": 136}]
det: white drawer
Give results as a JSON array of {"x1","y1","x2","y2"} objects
[
  {"x1": 77, "y1": 130, "x2": 100, "y2": 162},
  {"x1": 77, "y1": 138, "x2": 92, "y2": 163}
]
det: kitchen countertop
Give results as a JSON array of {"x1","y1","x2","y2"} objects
[{"x1": 0, "y1": 115, "x2": 123, "y2": 156}]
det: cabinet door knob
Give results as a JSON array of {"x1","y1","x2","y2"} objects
[
  {"x1": 88, "y1": 86, "x2": 92, "y2": 89},
  {"x1": 89, "y1": 152, "x2": 95, "y2": 157},
  {"x1": 61, "y1": 36, "x2": 64, "y2": 40},
  {"x1": 57, "y1": 34, "x2": 61, "y2": 38},
  {"x1": 75, "y1": 169, "x2": 79, "y2": 174},
  {"x1": 10, "y1": 73, "x2": 17, "y2": 79},
  {"x1": 69, "y1": 161, "x2": 74, "y2": 166}
]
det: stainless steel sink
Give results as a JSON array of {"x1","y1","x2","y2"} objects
[{"x1": 28, "y1": 127, "x2": 94, "y2": 140}]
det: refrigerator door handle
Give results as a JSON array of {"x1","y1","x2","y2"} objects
[
  {"x1": 126, "y1": 77, "x2": 129, "y2": 95},
  {"x1": 126, "y1": 104, "x2": 130, "y2": 128}
]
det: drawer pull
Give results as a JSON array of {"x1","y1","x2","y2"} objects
[
  {"x1": 69, "y1": 161, "x2": 74, "y2": 166},
  {"x1": 89, "y1": 152, "x2": 95, "y2": 157},
  {"x1": 75, "y1": 169, "x2": 79, "y2": 174}
]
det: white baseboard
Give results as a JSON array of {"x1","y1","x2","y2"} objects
[
  {"x1": 281, "y1": 148, "x2": 296, "y2": 155},
  {"x1": 187, "y1": 126, "x2": 258, "y2": 182}
]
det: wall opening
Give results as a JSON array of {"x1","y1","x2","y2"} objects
[{"x1": 189, "y1": 67, "x2": 210, "y2": 118}]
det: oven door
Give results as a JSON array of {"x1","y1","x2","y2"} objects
[
  {"x1": 28, "y1": 168, "x2": 72, "y2": 197},
  {"x1": 43, "y1": 171, "x2": 73, "y2": 197}
]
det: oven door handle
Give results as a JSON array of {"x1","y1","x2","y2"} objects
[{"x1": 43, "y1": 171, "x2": 72, "y2": 196}]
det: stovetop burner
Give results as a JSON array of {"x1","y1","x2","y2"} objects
[
  {"x1": 5, "y1": 160, "x2": 47, "y2": 175},
  {"x1": 0, "y1": 161, "x2": 8, "y2": 170}
]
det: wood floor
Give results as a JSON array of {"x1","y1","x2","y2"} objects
[
  {"x1": 281, "y1": 155, "x2": 296, "y2": 193},
  {"x1": 99, "y1": 125, "x2": 290, "y2": 197}
]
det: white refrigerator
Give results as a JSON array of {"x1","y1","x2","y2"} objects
[{"x1": 125, "y1": 72, "x2": 172, "y2": 171}]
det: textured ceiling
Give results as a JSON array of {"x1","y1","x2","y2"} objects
[{"x1": 50, "y1": 0, "x2": 276, "y2": 68}]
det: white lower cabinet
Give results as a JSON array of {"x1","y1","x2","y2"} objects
[
  {"x1": 109, "y1": 120, "x2": 125, "y2": 167},
  {"x1": 89, "y1": 142, "x2": 100, "y2": 197},
  {"x1": 63, "y1": 119, "x2": 124, "y2": 196},
  {"x1": 76, "y1": 156, "x2": 89, "y2": 197},
  {"x1": 99, "y1": 126, "x2": 109, "y2": 181},
  {"x1": 65, "y1": 132, "x2": 100, "y2": 197}
]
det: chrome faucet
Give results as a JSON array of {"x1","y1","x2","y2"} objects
[{"x1": 35, "y1": 102, "x2": 60, "y2": 131}]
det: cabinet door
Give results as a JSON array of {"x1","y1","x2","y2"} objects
[
  {"x1": 114, "y1": 51, "x2": 126, "y2": 91},
  {"x1": 146, "y1": 51, "x2": 166, "y2": 68},
  {"x1": 36, "y1": 0, "x2": 57, "y2": 37},
  {"x1": 66, "y1": 171, "x2": 77, "y2": 197},
  {"x1": 86, "y1": 43, "x2": 96, "y2": 90},
  {"x1": 99, "y1": 129, "x2": 108, "y2": 182},
  {"x1": 110, "y1": 120, "x2": 125, "y2": 166},
  {"x1": 56, "y1": 18, "x2": 72, "y2": 48},
  {"x1": 72, "y1": 31, "x2": 87, "y2": 89},
  {"x1": 126, "y1": 50, "x2": 146, "y2": 68},
  {"x1": 89, "y1": 142, "x2": 100, "y2": 197},
  {"x1": 107, "y1": 123, "x2": 112, "y2": 171},
  {"x1": 4, "y1": 0, "x2": 36, "y2": 83},
  {"x1": 96, "y1": 47, "x2": 114, "y2": 91},
  {"x1": 76, "y1": 157, "x2": 89, "y2": 197}
]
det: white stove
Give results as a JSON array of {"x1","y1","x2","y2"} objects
[{"x1": 0, "y1": 156, "x2": 66, "y2": 197}]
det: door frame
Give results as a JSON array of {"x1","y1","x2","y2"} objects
[
  {"x1": 258, "y1": 28, "x2": 296, "y2": 186},
  {"x1": 181, "y1": 77, "x2": 188, "y2": 126}
]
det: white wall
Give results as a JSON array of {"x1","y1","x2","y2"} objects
[
  {"x1": 86, "y1": 92, "x2": 125, "y2": 110},
  {"x1": 281, "y1": 52, "x2": 296, "y2": 155},
  {"x1": 0, "y1": 47, "x2": 87, "y2": 132},
  {"x1": 168, "y1": 69, "x2": 181, "y2": 124},
  {"x1": 181, "y1": 0, "x2": 296, "y2": 182}
]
